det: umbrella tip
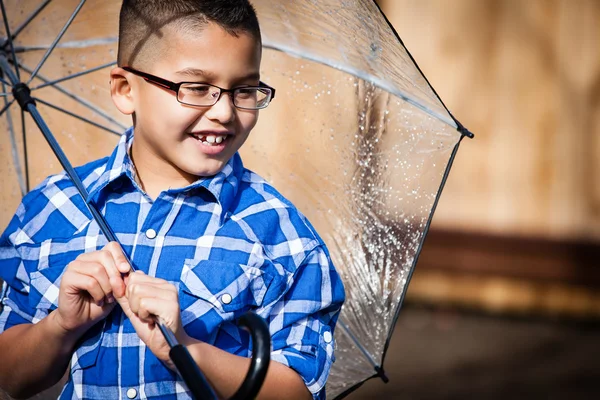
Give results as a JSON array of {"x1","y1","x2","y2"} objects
[
  {"x1": 456, "y1": 120, "x2": 475, "y2": 139},
  {"x1": 374, "y1": 366, "x2": 389, "y2": 384}
]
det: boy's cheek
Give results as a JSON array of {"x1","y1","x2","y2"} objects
[{"x1": 239, "y1": 109, "x2": 259, "y2": 128}]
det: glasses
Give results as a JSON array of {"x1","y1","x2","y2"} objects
[{"x1": 122, "y1": 66, "x2": 275, "y2": 110}]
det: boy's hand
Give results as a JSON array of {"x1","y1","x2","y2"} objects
[
  {"x1": 116, "y1": 271, "x2": 187, "y2": 368},
  {"x1": 54, "y1": 242, "x2": 130, "y2": 335}
]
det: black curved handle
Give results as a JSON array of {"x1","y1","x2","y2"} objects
[
  {"x1": 171, "y1": 312, "x2": 271, "y2": 400},
  {"x1": 230, "y1": 312, "x2": 271, "y2": 400},
  {"x1": 170, "y1": 344, "x2": 217, "y2": 399}
]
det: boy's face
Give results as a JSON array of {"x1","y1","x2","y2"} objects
[{"x1": 121, "y1": 22, "x2": 262, "y2": 183}]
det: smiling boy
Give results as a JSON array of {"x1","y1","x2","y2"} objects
[{"x1": 0, "y1": 1, "x2": 344, "y2": 399}]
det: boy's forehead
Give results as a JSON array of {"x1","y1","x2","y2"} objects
[{"x1": 150, "y1": 22, "x2": 262, "y2": 78}]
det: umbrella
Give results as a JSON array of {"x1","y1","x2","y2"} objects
[{"x1": 0, "y1": 0, "x2": 474, "y2": 398}]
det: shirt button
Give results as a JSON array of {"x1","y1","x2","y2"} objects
[
  {"x1": 126, "y1": 388, "x2": 137, "y2": 399},
  {"x1": 145, "y1": 228, "x2": 157, "y2": 239},
  {"x1": 221, "y1": 293, "x2": 232, "y2": 305},
  {"x1": 323, "y1": 331, "x2": 333, "y2": 344}
]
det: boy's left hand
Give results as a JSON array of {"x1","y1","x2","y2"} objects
[{"x1": 116, "y1": 271, "x2": 188, "y2": 369}]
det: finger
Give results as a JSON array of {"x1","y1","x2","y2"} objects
[
  {"x1": 100, "y1": 243, "x2": 130, "y2": 297},
  {"x1": 125, "y1": 271, "x2": 176, "y2": 295},
  {"x1": 127, "y1": 283, "x2": 178, "y2": 325},
  {"x1": 68, "y1": 261, "x2": 113, "y2": 303},
  {"x1": 127, "y1": 280, "x2": 178, "y2": 303},
  {"x1": 77, "y1": 249, "x2": 124, "y2": 294},
  {"x1": 126, "y1": 270, "x2": 170, "y2": 287},
  {"x1": 104, "y1": 242, "x2": 132, "y2": 274},
  {"x1": 135, "y1": 299, "x2": 154, "y2": 323},
  {"x1": 66, "y1": 271, "x2": 108, "y2": 306},
  {"x1": 136, "y1": 297, "x2": 180, "y2": 328},
  {"x1": 127, "y1": 280, "x2": 178, "y2": 314},
  {"x1": 135, "y1": 298, "x2": 156, "y2": 323}
]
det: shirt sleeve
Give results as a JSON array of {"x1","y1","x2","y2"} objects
[
  {"x1": 0, "y1": 209, "x2": 43, "y2": 333},
  {"x1": 268, "y1": 245, "x2": 345, "y2": 399}
]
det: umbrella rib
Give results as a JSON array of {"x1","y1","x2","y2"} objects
[
  {"x1": 34, "y1": 97, "x2": 122, "y2": 136},
  {"x1": 0, "y1": 0, "x2": 21, "y2": 81},
  {"x1": 0, "y1": 98, "x2": 13, "y2": 117},
  {"x1": 19, "y1": 62, "x2": 128, "y2": 131},
  {"x1": 27, "y1": 0, "x2": 87, "y2": 85},
  {"x1": 6, "y1": 0, "x2": 52, "y2": 43},
  {"x1": 21, "y1": 108, "x2": 30, "y2": 192},
  {"x1": 13, "y1": 37, "x2": 118, "y2": 54},
  {"x1": 336, "y1": 318, "x2": 379, "y2": 370},
  {"x1": 262, "y1": 42, "x2": 456, "y2": 128},
  {"x1": 2, "y1": 83, "x2": 26, "y2": 196},
  {"x1": 31, "y1": 61, "x2": 116, "y2": 90}
]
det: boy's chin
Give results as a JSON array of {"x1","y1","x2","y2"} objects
[{"x1": 187, "y1": 162, "x2": 227, "y2": 178}]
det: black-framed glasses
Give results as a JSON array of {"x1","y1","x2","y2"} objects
[{"x1": 122, "y1": 66, "x2": 275, "y2": 110}]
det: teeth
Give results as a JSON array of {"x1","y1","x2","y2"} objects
[{"x1": 191, "y1": 133, "x2": 227, "y2": 146}]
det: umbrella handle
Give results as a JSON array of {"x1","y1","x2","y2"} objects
[
  {"x1": 229, "y1": 312, "x2": 271, "y2": 400},
  {"x1": 162, "y1": 312, "x2": 272, "y2": 400},
  {"x1": 169, "y1": 344, "x2": 218, "y2": 399}
]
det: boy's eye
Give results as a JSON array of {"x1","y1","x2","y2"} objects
[
  {"x1": 236, "y1": 88, "x2": 257, "y2": 99},
  {"x1": 182, "y1": 84, "x2": 213, "y2": 96}
]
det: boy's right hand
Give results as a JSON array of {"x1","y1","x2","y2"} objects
[{"x1": 53, "y1": 242, "x2": 131, "y2": 335}]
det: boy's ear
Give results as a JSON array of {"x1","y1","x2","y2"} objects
[{"x1": 110, "y1": 67, "x2": 135, "y2": 115}]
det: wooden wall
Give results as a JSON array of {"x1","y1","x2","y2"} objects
[
  {"x1": 375, "y1": 0, "x2": 600, "y2": 317},
  {"x1": 379, "y1": 0, "x2": 600, "y2": 241}
]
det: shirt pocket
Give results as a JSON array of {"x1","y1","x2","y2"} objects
[
  {"x1": 179, "y1": 259, "x2": 274, "y2": 338},
  {"x1": 26, "y1": 238, "x2": 88, "y2": 312},
  {"x1": 28, "y1": 264, "x2": 67, "y2": 312}
]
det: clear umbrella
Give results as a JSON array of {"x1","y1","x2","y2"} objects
[{"x1": 0, "y1": 0, "x2": 473, "y2": 398}]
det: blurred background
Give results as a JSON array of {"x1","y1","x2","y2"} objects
[{"x1": 348, "y1": 0, "x2": 600, "y2": 398}]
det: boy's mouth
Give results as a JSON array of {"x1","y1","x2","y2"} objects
[{"x1": 189, "y1": 132, "x2": 230, "y2": 146}]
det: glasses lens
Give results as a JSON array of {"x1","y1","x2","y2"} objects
[
  {"x1": 178, "y1": 83, "x2": 272, "y2": 109},
  {"x1": 179, "y1": 83, "x2": 219, "y2": 106},
  {"x1": 234, "y1": 87, "x2": 271, "y2": 109}
]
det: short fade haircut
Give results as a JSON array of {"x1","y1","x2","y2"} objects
[{"x1": 118, "y1": 0, "x2": 261, "y2": 67}]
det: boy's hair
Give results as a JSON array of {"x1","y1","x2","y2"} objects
[{"x1": 118, "y1": 0, "x2": 261, "y2": 67}]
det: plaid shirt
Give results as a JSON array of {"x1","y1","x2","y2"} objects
[{"x1": 0, "y1": 128, "x2": 344, "y2": 399}]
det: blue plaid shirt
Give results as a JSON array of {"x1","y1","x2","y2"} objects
[{"x1": 0, "y1": 128, "x2": 345, "y2": 399}]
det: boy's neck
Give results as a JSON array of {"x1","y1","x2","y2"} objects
[{"x1": 129, "y1": 141, "x2": 196, "y2": 200}]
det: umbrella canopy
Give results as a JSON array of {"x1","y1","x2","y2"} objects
[{"x1": 0, "y1": 0, "x2": 472, "y2": 398}]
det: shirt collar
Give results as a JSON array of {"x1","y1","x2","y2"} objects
[{"x1": 87, "y1": 127, "x2": 243, "y2": 213}]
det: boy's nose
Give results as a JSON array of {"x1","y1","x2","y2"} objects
[{"x1": 205, "y1": 92, "x2": 235, "y2": 124}]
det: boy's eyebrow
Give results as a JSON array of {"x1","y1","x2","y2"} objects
[
  {"x1": 175, "y1": 67, "x2": 216, "y2": 79},
  {"x1": 175, "y1": 68, "x2": 260, "y2": 82}
]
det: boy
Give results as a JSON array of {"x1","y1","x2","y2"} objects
[{"x1": 0, "y1": 1, "x2": 345, "y2": 399}]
